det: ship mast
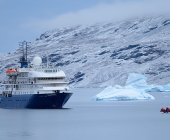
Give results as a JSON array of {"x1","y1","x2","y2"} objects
[{"x1": 19, "y1": 41, "x2": 31, "y2": 68}]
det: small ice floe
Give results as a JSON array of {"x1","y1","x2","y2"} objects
[
  {"x1": 147, "y1": 83, "x2": 170, "y2": 92},
  {"x1": 96, "y1": 73, "x2": 155, "y2": 101}
]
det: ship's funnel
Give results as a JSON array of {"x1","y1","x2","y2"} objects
[{"x1": 32, "y1": 56, "x2": 42, "y2": 66}]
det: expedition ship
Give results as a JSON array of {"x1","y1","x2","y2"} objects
[{"x1": 0, "y1": 42, "x2": 72, "y2": 109}]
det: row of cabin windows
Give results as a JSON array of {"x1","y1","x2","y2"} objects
[
  {"x1": 14, "y1": 92, "x2": 30, "y2": 94},
  {"x1": 5, "y1": 85, "x2": 37, "y2": 89},
  {"x1": 18, "y1": 73, "x2": 28, "y2": 77},
  {"x1": 45, "y1": 69, "x2": 59, "y2": 73},
  {"x1": 37, "y1": 77, "x2": 63, "y2": 80},
  {"x1": 17, "y1": 81, "x2": 29, "y2": 84},
  {"x1": 8, "y1": 81, "x2": 31, "y2": 84}
]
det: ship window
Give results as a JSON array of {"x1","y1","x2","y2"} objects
[{"x1": 45, "y1": 70, "x2": 53, "y2": 73}]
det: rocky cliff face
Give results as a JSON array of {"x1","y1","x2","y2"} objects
[{"x1": 1, "y1": 16, "x2": 170, "y2": 87}]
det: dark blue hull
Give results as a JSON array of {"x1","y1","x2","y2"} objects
[{"x1": 0, "y1": 93, "x2": 72, "y2": 109}]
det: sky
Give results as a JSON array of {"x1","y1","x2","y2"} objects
[{"x1": 0, "y1": 0, "x2": 170, "y2": 53}]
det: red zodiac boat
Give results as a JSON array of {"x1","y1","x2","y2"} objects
[{"x1": 160, "y1": 108, "x2": 170, "y2": 113}]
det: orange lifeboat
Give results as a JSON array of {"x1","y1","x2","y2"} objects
[{"x1": 6, "y1": 69, "x2": 17, "y2": 75}]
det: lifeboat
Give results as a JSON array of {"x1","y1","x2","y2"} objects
[{"x1": 6, "y1": 69, "x2": 17, "y2": 76}]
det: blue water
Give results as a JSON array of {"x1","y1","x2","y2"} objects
[{"x1": 0, "y1": 88, "x2": 170, "y2": 140}]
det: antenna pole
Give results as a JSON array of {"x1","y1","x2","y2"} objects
[{"x1": 19, "y1": 41, "x2": 31, "y2": 68}]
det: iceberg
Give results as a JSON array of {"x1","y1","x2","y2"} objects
[
  {"x1": 96, "y1": 73, "x2": 155, "y2": 101},
  {"x1": 96, "y1": 85, "x2": 154, "y2": 101},
  {"x1": 126, "y1": 73, "x2": 152, "y2": 90}
]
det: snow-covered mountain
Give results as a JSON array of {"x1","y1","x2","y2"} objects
[{"x1": 1, "y1": 16, "x2": 170, "y2": 87}]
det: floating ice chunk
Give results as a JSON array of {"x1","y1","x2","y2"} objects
[
  {"x1": 96, "y1": 73, "x2": 155, "y2": 101},
  {"x1": 96, "y1": 85, "x2": 155, "y2": 101},
  {"x1": 95, "y1": 73, "x2": 170, "y2": 101},
  {"x1": 160, "y1": 84, "x2": 170, "y2": 92},
  {"x1": 148, "y1": 84, "x2": 170, "y2": 92}
]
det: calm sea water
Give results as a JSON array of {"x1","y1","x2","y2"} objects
[{"x1": 0, "y1": 88, "x2": 170, "y2": 140}]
